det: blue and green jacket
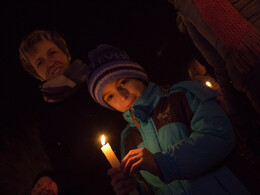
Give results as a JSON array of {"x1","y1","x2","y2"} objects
[{"x1": 121, "y1": 81, "x2": 249, "y2": 195}]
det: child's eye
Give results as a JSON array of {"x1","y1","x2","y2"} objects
[
  {"x1": 120, "y1": 79, "x2": 127, "y2": 86},
  {"x1": 106, "y1": 94, "x2": 113, "y2": 102}
]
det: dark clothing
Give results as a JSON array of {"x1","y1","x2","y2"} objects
[
  {"x1": 168, "y1": 0, "x2": 260, "y2": 193},
  {"x1": 38, "y1": 84, "x2": 125, "y2": 194}
]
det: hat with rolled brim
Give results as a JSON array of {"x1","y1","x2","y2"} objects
[{"x1": 87, "y1": 44, "x2": 148, "y2": 110}]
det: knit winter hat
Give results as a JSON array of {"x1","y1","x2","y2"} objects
[{"x1": 87, "y1": 44, "x2": 148, "y2": 110}]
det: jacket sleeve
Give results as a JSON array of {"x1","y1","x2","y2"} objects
[
  {"x1": 172, "y1": 0, "x2": 260, "y2": 73},
  {"x1": 171, "y1": 0, "x2": 260, "y2": 116},
  {"x1": 154, "y1": 90, "x2": 235, "y2": 184}
]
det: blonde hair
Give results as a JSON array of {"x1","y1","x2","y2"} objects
[{"x1": 19, "y1": 30, "x2": 71, "y2": 80}]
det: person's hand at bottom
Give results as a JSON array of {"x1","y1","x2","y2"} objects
[
  {"x1": 31, "y1": 176, "x2": 58, "y2": 195},
  {"x1": 107, "y1": 167, "x2": 137, "y2": 195}
]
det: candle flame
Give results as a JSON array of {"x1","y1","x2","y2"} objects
[
  {"x1": 205, "y1": 81, "x2": 212, "y2": 88},
  {"x1": 101, "y1": 135, "x2": 106, "y2": 146}
]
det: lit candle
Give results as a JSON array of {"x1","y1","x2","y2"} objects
[
  {"x1": 205, "y1": 81, "x2": 212, "y2": 88},
  {"x1": 100, "y1": 135, "x2": 139, "y2": 195},
  {"x1": 101, "y1": 135, "x2": 121, "y2": 168}
]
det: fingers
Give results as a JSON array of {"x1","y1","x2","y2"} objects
[
  {"x1": 107, "y1": 168, "x2": 137, "y2": 195},
  {"x1": 121, "y1": 149, "x2": 141, "y2": 168},
  {"x1": 121, "y1": 148, "x2": 146, "y2": 175},
  {"x1": 114, "y1": 179, "x2": 137, "y2": 195},
  {"x1": 32, "y1": 176, "x2": 58, "y2": 195},
  {"x1": 109, "y1": 169, "x2": 130, "y2": 185},
  {"x1": 44, "y1": 181, "x2": 57, "y2": 195},
  {"x1": 41, "y1": 189, "x2": 54, "y2": 195},
  {"x1": 120, "y1": 148, "x2": 163, "y2": 177},
  {"x1": 32, "y1": 181, "x2": 49, "y2": 195},
  {"x1": 107, "y1": 167, "x2": 121, "y2": 176},
  {"x1": 129, "y1": 158, "x2": 143, "y2": 176},
  {"x1": 123, "y1": 155, "x2": 142, "y2": 176},
  {"x1": 49, "y1": 181, "x2": 58, "y2": 195},
  {"x1": 32, "y1": 184, "x2": 57, "y2": 195}
]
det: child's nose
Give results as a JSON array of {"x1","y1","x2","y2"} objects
[{"x1": 118, "y1": 88, "x2": 128, "y2": 101}]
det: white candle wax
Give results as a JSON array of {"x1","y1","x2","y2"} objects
[
  {"x1": 100, "y1": 135, "x2": 139, "y2": 195},
  {"x1": 101, "y1": 143, "x2": 121, "y2": 168}
]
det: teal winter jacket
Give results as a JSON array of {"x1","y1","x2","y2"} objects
[{"x1": 121, "y1": 81, "x2": 249, "y2": 195}]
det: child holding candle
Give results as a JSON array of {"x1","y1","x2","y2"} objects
[{"x1": 87, "y1": 44, "x2": 249, "y2": 195}]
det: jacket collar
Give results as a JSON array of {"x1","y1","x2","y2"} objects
[{"x1": 123, "y1": 82, "x2": 164, "y2": 124}]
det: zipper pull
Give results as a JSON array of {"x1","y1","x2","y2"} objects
[{"x1": 130, "y1": 108, "x2": 140, "y2": 128}]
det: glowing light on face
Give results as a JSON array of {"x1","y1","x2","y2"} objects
[{"x1": 102, "y1": 78, "x2": 146, "y2": 112}]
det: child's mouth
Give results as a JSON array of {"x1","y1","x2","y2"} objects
[{"x1": 128, "y1": 97, "x2": 136, "y2": 109}]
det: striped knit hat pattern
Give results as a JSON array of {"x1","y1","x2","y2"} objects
[{"x1": 87, "y1": 44, "x2": 148, "y2": 110}]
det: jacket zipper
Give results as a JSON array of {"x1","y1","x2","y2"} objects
[{"x1": 130, "y1": 108, "x2": 141, "y2": 128}]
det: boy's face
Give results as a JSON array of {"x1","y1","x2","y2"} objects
[
  {"x1": 27, "y1": 39, "x2": 70, "y2": 81},
  {"x1": 102, "y1": 78, "x2": 146, "y2": 112}
]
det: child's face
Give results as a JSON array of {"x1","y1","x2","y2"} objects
[
  {"x1": 102, "y1": 78, "x2": 146, "y2": 112},
  {"x1": 27, "y1": 39, "x2": 70, "y2": 81}
]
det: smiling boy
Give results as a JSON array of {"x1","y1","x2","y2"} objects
[
  {"x1": 102, "y1": 78, "x2": 146, "y2": 113},
  {"x1": 87, "y1": 44, "x2": 249, "y2": 195}
]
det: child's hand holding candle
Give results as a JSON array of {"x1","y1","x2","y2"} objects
[{"x1": 100, "y1": 135, "x2": 139, "y2": 195}]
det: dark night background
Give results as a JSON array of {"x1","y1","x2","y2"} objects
[
  {"x1": 1, "y1": 0, "x2": 199, "y2": 194},
  {"x1": 2, "y1": 0, "x2": 198, "y2": 128}
]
